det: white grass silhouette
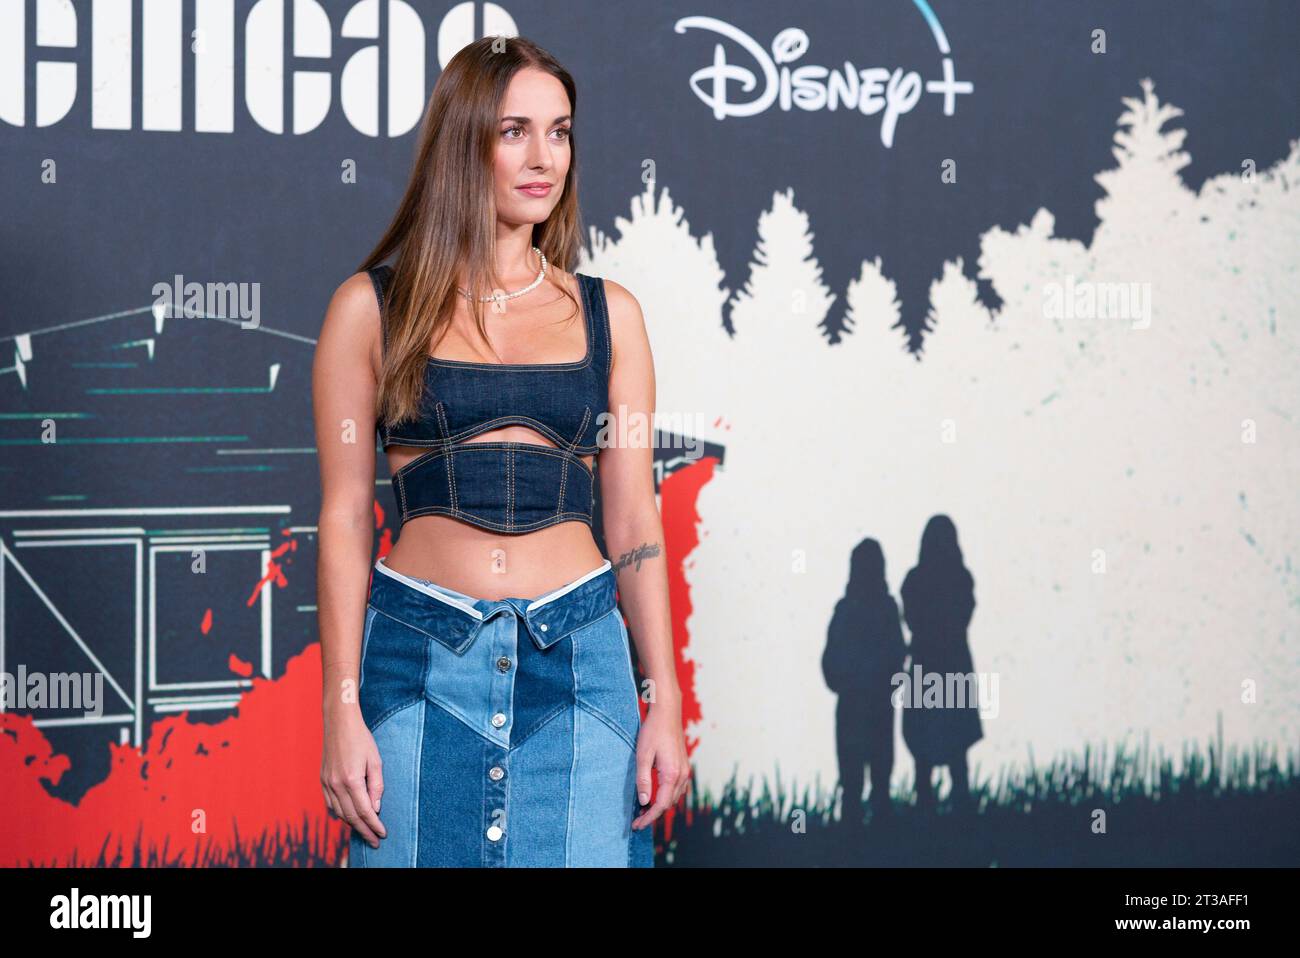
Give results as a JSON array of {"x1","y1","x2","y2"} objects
[{"x1": 583, "y1": 78, "x2": 1300, "y2": 806}]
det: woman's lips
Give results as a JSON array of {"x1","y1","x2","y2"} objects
[{"x1": 516, "y1": 184, "x2": 552, "y2": 197}]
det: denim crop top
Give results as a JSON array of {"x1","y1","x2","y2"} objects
[{"x1": 368, "y1": 264, "x2": 611, "y2": 535}]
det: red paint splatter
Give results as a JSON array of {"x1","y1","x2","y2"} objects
[
  {"x1": 375, "y1": 499, "x2": 394, "y2": 566},
  {"x1": 200, "y1": 609, "x2": 213, "y2": 635},
  {"x1": 0, "y1": 643, "x2": 345, "y2": 867},
  {"x1": 641, "y1": 455, "x2": 716, "y2": 842},
  {"x1": 228, "y1": 654, "x2": 253, "y2": 678},
  {"x1": 245, "y1": 538, "x2": 297, "y2": 607}
]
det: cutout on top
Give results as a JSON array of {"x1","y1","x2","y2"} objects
[{"x1": 385, "y1": 428, "x2": 595, "y2": 481}]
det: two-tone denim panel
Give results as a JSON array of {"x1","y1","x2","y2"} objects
[
  {"x1": 348, "y1": 604, "x2": 424, "y2": 868},
  {"x1": 611, "y1": 610, "x2": 656, "y2": 868},
  {"x1": 572, "y1": 608, "x2": 642, "y2": 750},
  {"x1": 347, "y1": 556, "x2": 653, "y2": 868},
  {"x1": 355, "y1": 607, "x2": 428, "y2": 735}
]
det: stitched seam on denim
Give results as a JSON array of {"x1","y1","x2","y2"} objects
[
  {"x1": 398, "y1": 505, "x2": 592, "y2": 532},
  {"x1": 399, "y1": 509, "x2": 592, "y2": 527},
  {"x1": 388, "y1": 436, "x2": 600, "y2": 459},
  {"x1": 579, "y1": 272, "x2": 595, "y2": 370},
  {"x1": 596, "y1": 277, "x2": 612, "y2": 380},
  {"x1": 499, "y1": 636, "x2": 516, "y2": 865},
  {"x1": 411, "y1": 692, "x2": 424, "y2": 867},
  {"x1": 569, "y1": 608, "x2": 634, "y2": 743},
  {"x1": 500, "y1": 724, "x2": 512, "y2": 866},
  {"x1": 425, "y1": 357, "x2": 590, "y2": 371},
  {"x1": 393, "y1": 437, "x2": 597, "y2": 474},
  {"x1": 448, "y1": 416, "x2": 569, "y2": 447},
  {"x1": 402, "y1": 506, "x2": 588, "y2": 524},
  {"x1": 381, "y1": 434, "x2": 446, "y2": 449},
  {"x1": 451, "y1": 443, "x2": 592, "y2": 473},
  {"x1": 423, "y1": 272, "x2": 594, "y2": 371},
  {"x1": 566, "y1": 651, "x2": 580, "y2": 868},
  {"x1": 390, "y1": 445, "x2": 444, "y2": 483},
  {"x1": 506, "y1": 698, "x2": 568, "y2": 752},
  {"x1": 357, "y1": 607, "x2": 378, "y2": 693},
  {"x1": 369, "y1": 695, "x2": 420, "y2": 738},
  {"x1": 396, "y1": 470, "x2": 408, "y2": 518},
  {"x1": 557, "y1": 406, "x2": 589, "y2": 517},
  {"x1": 507, "y1": 446, "x2": 515, "y2": 533},
  {"x1": 617, "y1": 612, "x2": 640, "y2": 711},
  {"x1": 575, "y1": 698, "x2": 638, "y2": 752},
  {"x1": 434, "y1": 401, "x2": 457, "y2": 513},
  {"x1": 485, "y1": 738, "x2": 495, "y2": 867},
  {"x1": 422, "y1": 695, "x2": 509, "y2": 748},
  {"x1": 388, "y1": 441, "x2": 595, "y2": 474}
]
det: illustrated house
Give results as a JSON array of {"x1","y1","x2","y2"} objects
[{"x1": 0, "y1": 296, "x2": 338, "y2": 751}]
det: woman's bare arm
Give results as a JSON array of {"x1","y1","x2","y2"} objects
[
  {"x1": 314, "y1": 272, "x2": 382, "y2": 702},
  {"x1": 313, "y1": 270, "x2": 387, "y2": 844},
  {"x1": 597, "y1": 278, "x2": 688, "y2": 825}
]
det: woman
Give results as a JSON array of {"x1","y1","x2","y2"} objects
[
  {"x1": 900, "y1": 515, "x2": 982, "y2": 813},
  {"x1": 313, "y1": 36, "x2": 687, "y2": 867},
  {"x1": 822, "y1": 538, "x2": 906, "y2": 826}
]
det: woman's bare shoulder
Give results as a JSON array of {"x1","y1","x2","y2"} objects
[
  {"x1": 322, "y1": 271, "x2": 382, "y2": 334},
  {"x1": 316, "y1": 271, "x2": 383, "y2": 375},
  {"x1": 599, "y1": 277, "x2": 646, "y2": 333},
  {"x1": 332, "y1": 270, "x2": 382, "y2": 315}
]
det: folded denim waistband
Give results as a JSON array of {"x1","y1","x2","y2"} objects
[{"x1": 368, "y1": 556, "x2": 616, "y2": 653}]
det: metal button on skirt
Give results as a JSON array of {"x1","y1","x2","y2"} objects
[{"x1": 347, "y1": 555, "x2": 654, "y2": 867}]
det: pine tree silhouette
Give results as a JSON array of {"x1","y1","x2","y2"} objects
[
  {"x1": 1093, "y1": 77, "x2": 1196, "y2": 250},
  {"x1": 729, "y1": 187, "x2": 836, "y2": 342}
]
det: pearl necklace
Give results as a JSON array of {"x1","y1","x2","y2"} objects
[{"x1": 457, "y1": 247, "x2": 548, "y2": 303}]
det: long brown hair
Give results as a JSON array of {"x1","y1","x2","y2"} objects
[{"x1": 360, "y1": 35, "x2": 584, "y2": 429}]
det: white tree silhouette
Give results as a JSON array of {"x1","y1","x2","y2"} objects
[
  {"x1": 729, "y1": 187, "x2": 836, "y2": 345},
  {"x1": 1093, "y1": 77, "x2": 1197, "y2": 253},
  {"x1": 838, "y1": 255, "x2": 906, "y2": 352}
]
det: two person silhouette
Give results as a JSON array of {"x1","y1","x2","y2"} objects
[{"x1": 822, "y1": 515, "x2": 982, "y2": 826}]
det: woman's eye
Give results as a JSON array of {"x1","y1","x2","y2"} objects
[{"x1": 502, "y1": 125, "x2": 569, "y2": 141}]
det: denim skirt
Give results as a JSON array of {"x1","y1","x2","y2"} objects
[{"x1": 347, "y1": 555, "x2": 654, "y2": 868}]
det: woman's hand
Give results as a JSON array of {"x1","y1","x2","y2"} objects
[
  {"x1": 322, "y1": 706, "x2": 388, "y2": 848},
  {"x1": 632, "y1": 696, "x2": 689, "y2": 830}
]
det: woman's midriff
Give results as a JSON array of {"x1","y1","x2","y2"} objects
[{"x1": 381, "y1": 427, "x2": 603, "y2": 602}]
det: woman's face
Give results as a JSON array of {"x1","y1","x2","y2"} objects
[{"x1": 493, "y1": 67, "x2": 572, "y2": 229}]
